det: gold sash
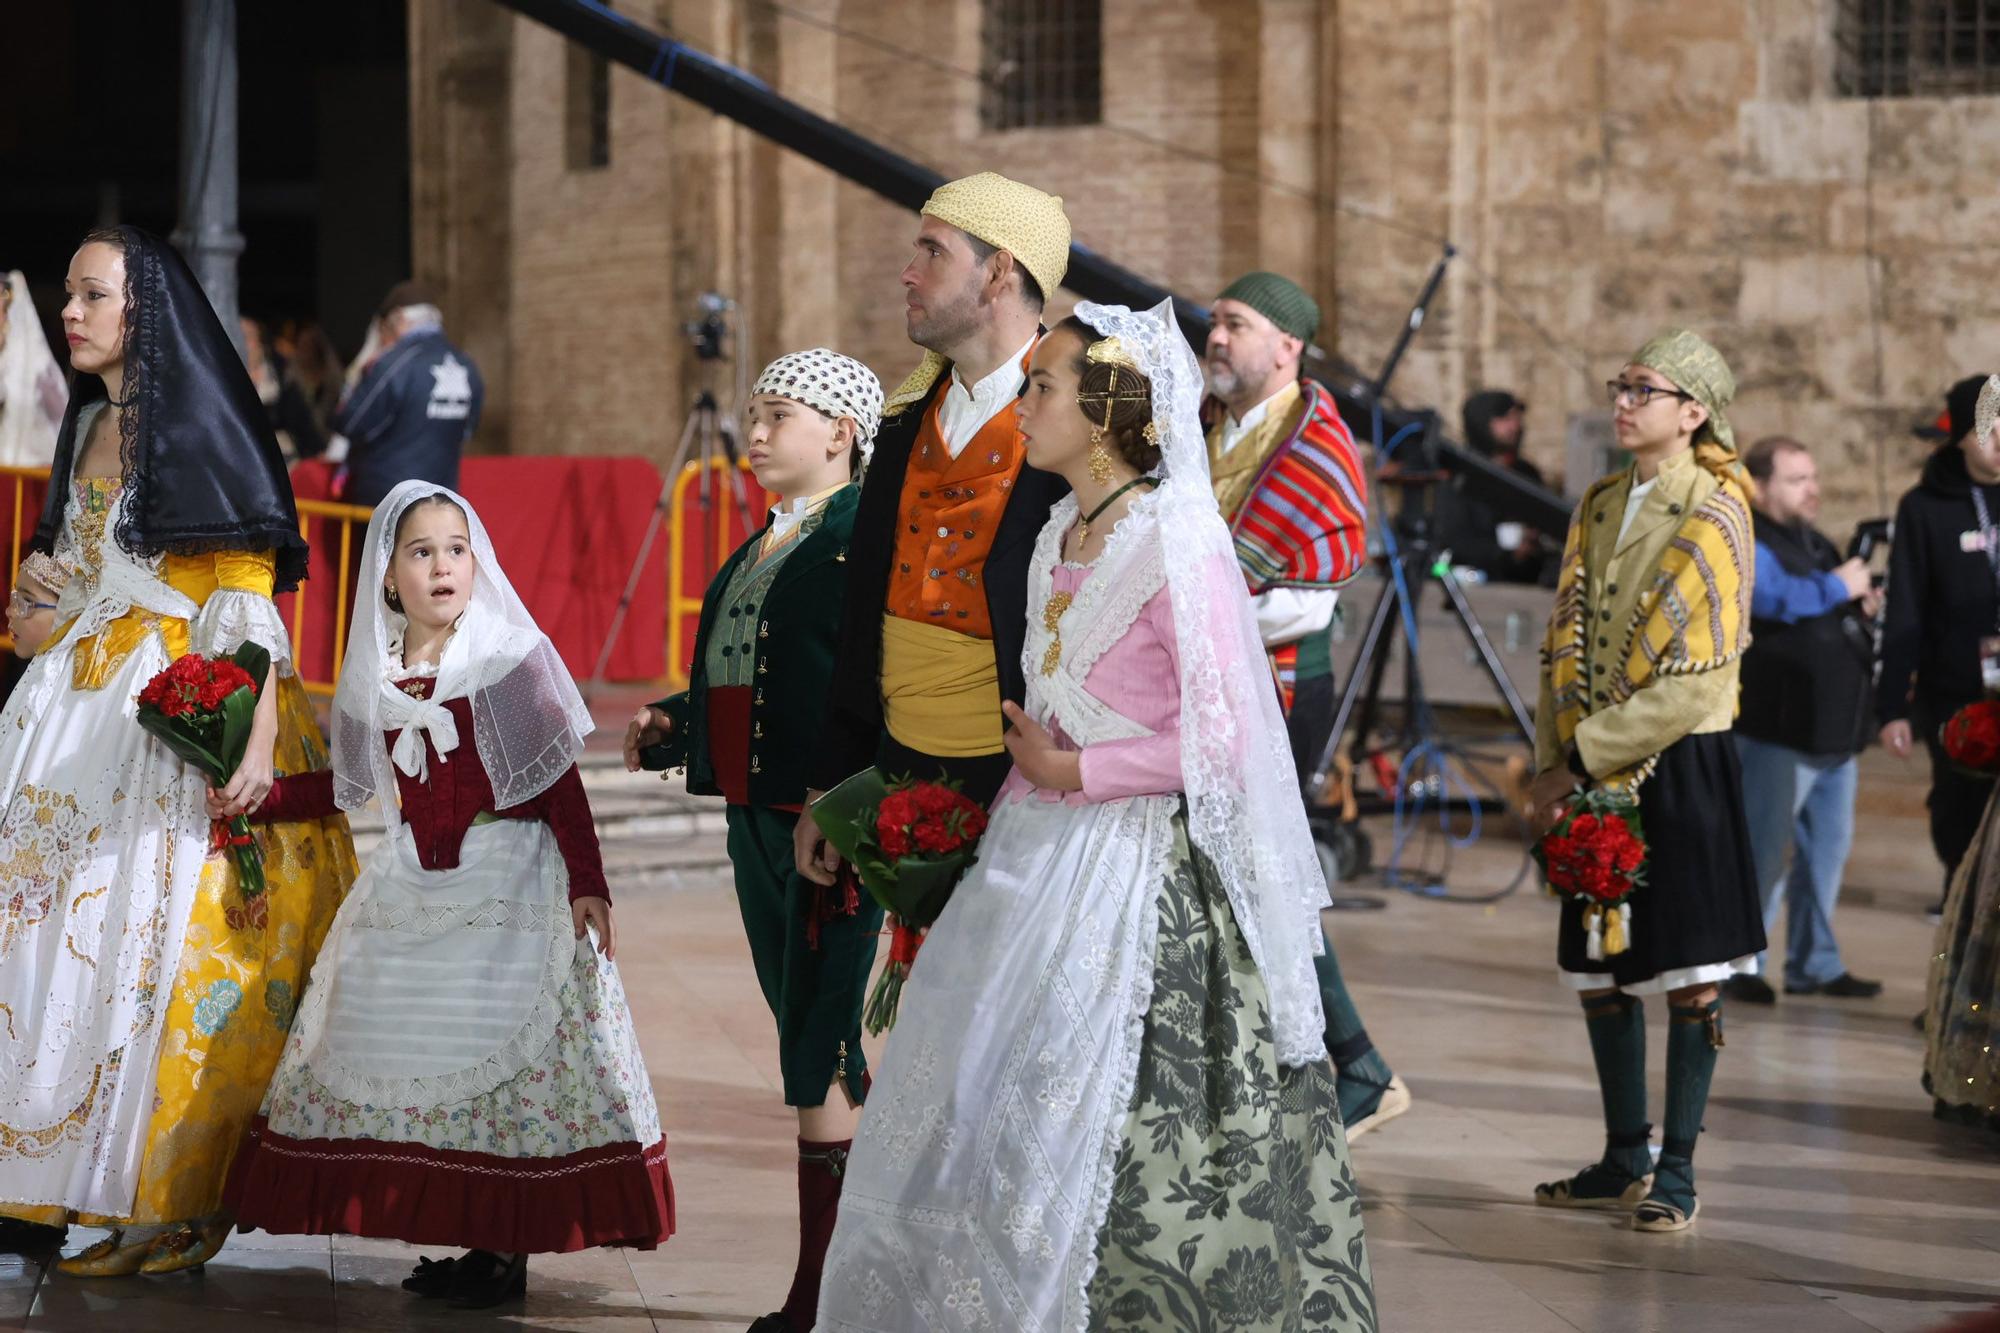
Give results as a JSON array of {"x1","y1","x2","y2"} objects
[{"x1": 879, "y1": 615, "x2": 1004, "y2": 758}]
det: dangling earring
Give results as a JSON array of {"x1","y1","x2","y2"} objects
[{"x1": 1087, "y1": 427, "x2": 1115, "y2": 485}]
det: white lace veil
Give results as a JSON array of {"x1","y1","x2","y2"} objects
[
  {"x1": 0, "y1": 271, "x2": 61, "y2": 468},
  {"x1": 331, "y1": 480, "x2": 593, "y2": 825},
  {"x1": 1072, "y1": 298, "x2": 1331, "y2": 1067}
]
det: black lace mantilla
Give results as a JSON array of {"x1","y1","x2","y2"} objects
[{"x1": 33, "y1": 226, "x2": 310, "y2": 593}]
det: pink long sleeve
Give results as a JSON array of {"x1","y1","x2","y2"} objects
[{"x1": 1075, "y1": 586, "x2": 1185, "y2": 801}]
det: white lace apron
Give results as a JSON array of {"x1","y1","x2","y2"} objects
[
  {"x1": 820, "y1": 502, "x2": 1181, "y2": 1333},
  {"x1": 279, "y1": 817, "x2": 581, "y2": 1111}
]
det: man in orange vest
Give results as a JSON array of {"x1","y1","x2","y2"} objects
[
  {"x1": 798, "y1": 173, "x2": 1072, "y2": 845},
  {"x1": 778, "y1": 173, "x2": 1069, "y2": 1333}
]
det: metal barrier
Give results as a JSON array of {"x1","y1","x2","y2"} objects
[
  {"x1": 289, "y1": 496, "x2": 374, "y2": 695},
  {"x1": 665, "y1": 456, "x2": 768, "y2": 690},
  {"x1": 2, "y1": 463, "x2": 374, "y2": 695}
]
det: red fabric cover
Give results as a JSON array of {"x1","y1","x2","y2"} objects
[
  {"x1": 225, "y1": 1117, "x2": 673, "y2": 1254},
  {"x1": 255, "y1": 680, "x2": 608, "y2": 903},
  {"x1": 286, "y1": 455, "x2": 669, "y2": 685},
  {"x1": 706, "y1": 684, "x2": 754, "y2": 805}
]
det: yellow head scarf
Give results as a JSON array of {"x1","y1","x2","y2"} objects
[
  {"x1": 1630, "y1": 328, "x2": 1748, "y2": 490},
  {"x1": 886, "y1": 172, "x2": 1073, "y2": 414}
]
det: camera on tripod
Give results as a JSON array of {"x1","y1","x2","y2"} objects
[{"x1": 683, "y1": 291, "x2": 734, "y2": 362}]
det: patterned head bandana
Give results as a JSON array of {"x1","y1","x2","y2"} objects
[
  {"x1": 922, "y1": 171, "x2": 1072, "y2": 302},
  {"x1": 1631, "y1": 328, "x2": 1736, "y2": 452},
  {"x1": 1631, "y1": 327, "x2": 1748, "y2": 490},
  {"x1": 752, "y1": 348, "x2": 885, "y2": 467},
  {"x1": 1976, "y1": 374, "x2": 2000, "y2": 447}
]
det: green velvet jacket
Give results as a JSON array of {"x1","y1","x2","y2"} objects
[{"x1": 642, "y1": 485, "x2": 858, "y2": 807}]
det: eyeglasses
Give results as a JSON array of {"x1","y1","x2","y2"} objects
[
  {"x1": 7, "y1": 590, "x2": 55, "y2": 614},
  {"x1": 1605, "y1": 379, "x2": 1693, "y2": 410}
]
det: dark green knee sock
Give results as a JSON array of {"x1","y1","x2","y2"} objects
[
  {"x1": 1651, "y1": 998, "x2": 1723, "y2": 1212},
  {"x1": 1317, "y1": 931, "x2": 1396, "y2": 1121},
  {"x1": 1583, "y1": 993, "x2": 1652, "y2": 1179}
]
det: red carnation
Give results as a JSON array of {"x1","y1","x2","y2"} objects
[
  {"x1": 134, "y1": 648, "x2": 274, "y2": 899},
  {"x1": 911, "y1": 819, "x2": 955, "y2": 856},
  {"x1": 1944, "y1": 700, "x2": 2000, "y2": 774}
]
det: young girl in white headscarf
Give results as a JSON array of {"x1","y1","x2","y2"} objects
[{"x1": 225, "y1": 480, "x2": 672, "y2": 1309}]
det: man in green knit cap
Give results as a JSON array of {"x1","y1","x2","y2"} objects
[{"x1": 1202, "y1": 269, "x2": 1410, "y2": 1138}]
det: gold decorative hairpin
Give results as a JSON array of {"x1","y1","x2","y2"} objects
[{"x1": 1086, "y1": 335, "x2": 1141, "y2": 372}]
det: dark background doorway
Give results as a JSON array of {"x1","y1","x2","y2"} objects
[{"x1": 2, "y1": 1, "x2": 411, "y2": 368}]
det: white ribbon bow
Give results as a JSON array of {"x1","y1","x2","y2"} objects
[{"x1": 379, "y1": 682, "x2": 460, "y2": 782}]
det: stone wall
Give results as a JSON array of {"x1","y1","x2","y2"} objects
[
  {"x1": 409, "y1": 0, "x2": 2000, "y2": 536},
  {"x1": 1331, "y1": 0, "x2": 2000, "y2": 532},
  {"x1": 411, "y1": 0, "x2": 1338, "y2": 470}
]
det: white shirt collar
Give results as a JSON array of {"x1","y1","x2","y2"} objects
[
  {"x1": 933, "y1": 335, "x2": 1036, "y2": 458},
  {"x1": 1219, "y1": 383, "x2": 1298, "y2": 456},
  {"x1": 947, "y1": 335, "x2": 1036, "y2": 407},
  {"x1": 767, "y1": 482, "x2": 846, "y2": 544}
]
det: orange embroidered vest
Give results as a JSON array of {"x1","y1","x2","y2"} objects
[{"x1": 884, "y1": 396, "x2": 1028, "y2": 641}]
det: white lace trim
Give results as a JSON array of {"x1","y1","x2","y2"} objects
[
  {"x1": 1022, "y1": 492, "x2": 1167, "y2": 742},
  {"x1": 1071, "y1": 299, "x2": 1331, "y2": 1069},
  {"x1": 188, "y1": 587, "x2": 295, "y2": 676},
  {"x1": 343, "y1": 895, "x2": 560, "y2": 937}
]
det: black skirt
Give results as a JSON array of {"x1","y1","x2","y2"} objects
[{"x1": 1556, "y1": 730, "x2": 1767, "y2": 988}]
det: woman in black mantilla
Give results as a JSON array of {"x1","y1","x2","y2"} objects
[{"x1": 0, "y1": 226, "x2": 354, "y2": 1273}]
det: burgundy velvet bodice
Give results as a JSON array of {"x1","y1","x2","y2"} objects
[{"x1": 258, "y1": 680, "x2": 607, "y2": 903}]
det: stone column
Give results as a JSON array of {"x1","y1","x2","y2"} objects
[{"x1": 173, "y1": 0, "x2": 244, "y2": 355}]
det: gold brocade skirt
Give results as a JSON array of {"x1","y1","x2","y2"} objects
[{"x1": 1, "y1": 676, "x2": 356, "y2": 1227}]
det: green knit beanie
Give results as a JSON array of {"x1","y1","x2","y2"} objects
[{"x1": 1216, "y1": 271, "x2": 1320, "y2": 343}]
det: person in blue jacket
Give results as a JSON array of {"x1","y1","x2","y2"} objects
[
  {"x1": 1727, "y1": 435, "x2": 1883, "y2": 1005},
  {"x1": 332, "y1": 280, "x2": 484, "y2": 508}
]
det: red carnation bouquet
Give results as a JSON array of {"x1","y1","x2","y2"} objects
[
  {"x1": 1942, "y1": 699, "x2": 2000, "y2": 777},
  {"x1": 136, "y1": 644, "x2": 271, "y2": 898},
  {"x1": 811, "y1": 768, "x2": 989, "y2": 1033},
  {"x1": 1533, "y1": 788, "x2": 1648, "y2": 960}
]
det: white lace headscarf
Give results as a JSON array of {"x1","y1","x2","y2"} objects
[
  {"x1": 1072, "y1": 298, "x2": 1331, "y2": 1066},
  {"x1": 0, "y1": 271, "x2": 61, "y2": 468},
  {"x1": 331, "y1": 480, "x2": 593, "y2": 826}
]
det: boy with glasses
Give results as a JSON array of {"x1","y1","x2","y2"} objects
[{"x1": 1526, "y1": 331, "x2": 1766, "y2": 1232}]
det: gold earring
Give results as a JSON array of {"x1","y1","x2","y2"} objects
[{"x1": 1087, "y1": 428, "x2": 1115, "y2": 485}]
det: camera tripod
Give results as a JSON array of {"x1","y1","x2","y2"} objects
[
  {"x1": 1306, "y1": 246, "x2": 1537, "y2": 902},
  {"x1": 586, "y1": 389, "x2": 759, "y2": 699}
]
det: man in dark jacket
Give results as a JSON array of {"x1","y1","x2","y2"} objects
[
  {"x1": 331, "y1": 280, "x2": 484, "y2": 508},
  {"x1": 1879, "y1": 373, "x2": 2000, "y2": 918},
  {"x1": 794, "y1": 172, "x2": 1070, "y2": 883},
  {"x1": 1726, "y1": 437, "x2": 1882, "y2": 1004},
  {"x1": 1436, "y1": 389, "x2": 1553, "y2": 584}
]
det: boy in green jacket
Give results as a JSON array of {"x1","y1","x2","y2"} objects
[{"x1": 624, "y1": 349, "x2": 882, "y2": 1332}]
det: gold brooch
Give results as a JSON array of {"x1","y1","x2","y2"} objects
[{"x1": 1040, "y1": 591, "x2": 1074, "y2": 675}]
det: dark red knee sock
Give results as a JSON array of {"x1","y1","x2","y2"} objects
[{"x1": 779, "y1": 1137, "x2": 850, "y2": 1330}]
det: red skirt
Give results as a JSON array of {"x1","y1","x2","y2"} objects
[{"x1": 226, "y1": 1117, "x2": 674, "y2": 1254}]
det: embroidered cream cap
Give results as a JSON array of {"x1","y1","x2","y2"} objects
[{"x1": 922, "y1": 171, "x2": 1072, "y2": 303}]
